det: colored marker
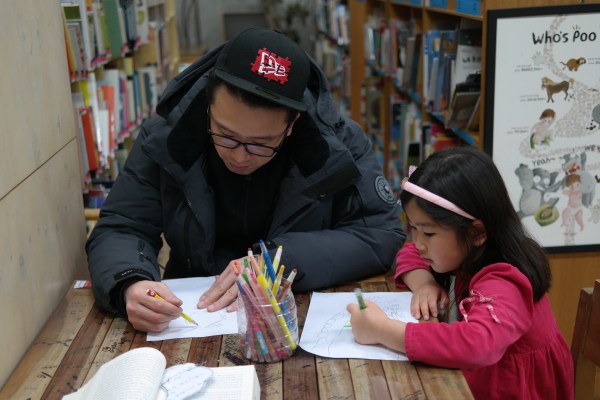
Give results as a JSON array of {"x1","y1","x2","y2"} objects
[
  {"x1": 272, "y1": 246, "x2": 283, "y2": 271},
  {"x1": 276, "y1": 268, "x2": 297, "y2": 302},
  {"x1": 354, "y1": 288, "x2": 367, "y2": 310},
  {"x1": 259, "y1": 240, "x2": 277, "y2": 282},
  {"x1": 146, "y1": 289, "x2": 198, "y2": 325}
]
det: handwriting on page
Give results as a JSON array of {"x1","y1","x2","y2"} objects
[{"x1": 160, "y1": 363, "x2": 213, "y2": 400}]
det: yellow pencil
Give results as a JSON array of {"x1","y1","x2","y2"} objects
[
  {"x1": 272, "y1": 264, "x2": 285, "y2": 295},
  {"x1": 146, "y1": 289, "x2": 198, "y2": 326}
]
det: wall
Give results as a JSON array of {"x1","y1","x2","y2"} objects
[{"x1": 0, "y1": 1, "x2": 88, "y2": 387}]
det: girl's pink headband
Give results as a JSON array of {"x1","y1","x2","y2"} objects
[{"x1": 401, "y1": 166, "x2": 476, "y2": 220}]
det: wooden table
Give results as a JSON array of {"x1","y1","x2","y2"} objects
[{"x1": 1, "y1": 274, "x2": 473, "y2": 399}]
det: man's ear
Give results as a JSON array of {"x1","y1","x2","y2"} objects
[
  {"x1": 471, "y1": 220, "x2": 487, "y2": 247},
  {"x1": 287, "y1": 112, "x2": 301, "y2": 137}
]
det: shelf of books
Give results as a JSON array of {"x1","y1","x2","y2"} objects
[
  {"x1": 314, "y1": 0, "x2": 351, "y2": 117},
  {"x1": 349, "y1": 0, "x2": 484, "y2": 196},
  {"x1": 60, "y1": 0, "x2": 179, "y2": 213}
]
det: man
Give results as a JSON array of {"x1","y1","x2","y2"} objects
[{"x1": 86, "y1": 28, "x2": 404, "y2": 332}]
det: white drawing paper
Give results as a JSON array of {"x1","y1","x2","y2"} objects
[
  {"x1": 147, "y1": 277, "x2": 238, "y2": 341},
  {"x1": 299, "y1": 292, "x2": 418, "y2": 360}
]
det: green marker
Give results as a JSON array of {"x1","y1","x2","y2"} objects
[{"x1": 354, "y1": 288, "x2": 367, "y2": 310}]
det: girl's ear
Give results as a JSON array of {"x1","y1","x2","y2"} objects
[{"x1": 471, "y1": 220, "x2": 487, "y2": 247}]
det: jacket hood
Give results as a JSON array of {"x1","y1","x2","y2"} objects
[
  {"x1": 153, "y1": 44, "x2": 346, "y2": 177},
  {"x1": 156, "y1": 44, "x2": 339, "y2": 128}
]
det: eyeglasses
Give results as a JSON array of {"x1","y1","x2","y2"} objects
[{"x1": 207, "y1": 110, "x2": 291, "y2": 157}]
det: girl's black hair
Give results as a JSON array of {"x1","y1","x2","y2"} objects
[
  {"x1": 205, "y1": 72, "x2": 298, "y2": 123},
  {"x1": 399, "y1": 146, "x2": 551, "y2": 302}
]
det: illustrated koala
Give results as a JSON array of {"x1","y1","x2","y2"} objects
[{"x1": 514, "y1": 164, "x2": 560, "y2": 218}]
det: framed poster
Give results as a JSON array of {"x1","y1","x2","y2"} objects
[{"x1": 484, "y1": 4, "x2": 600, "y2": 253}]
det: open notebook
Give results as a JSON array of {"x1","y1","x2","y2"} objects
[{"x1": 63, "y1": 347, "x2": 259, "y2": 400}]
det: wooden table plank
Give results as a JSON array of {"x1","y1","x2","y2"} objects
[
  {"x1": 256, "y1": 362, "x2": 283, "y2": 400},
  {"x1": 316, "y1": 358, "x2": 355, "y2": 399},
  {"x1": 0, "y1": 288, "x2": 95, "y2": 400},
  {"x1": 131, "y1": 331, "x2": 161, "y2": 350},
  {"x1": 84, "y1": 317, "x2": 136, "y2": 384},
  {"x1": 349, "y1": 359, "x2": 392, "y2": 400},
  {"x1": 187, "y1": 336, "x2": 222, "y2": 367},
  {"x1": 283, "y1": 293, "x2": 318, "y2": 400},
  {"x1": 160, "y1": 338, "x2": 192, "y2": 367},
  {"x1": 41, "y1": 302, "x2": 113, "y2": 399},
  {"x1": 416, "y1": 365, "x2": 474, "y2": 399},
  {"x1": 382, "y1": 361, "x2": 425, "y2": 400}
]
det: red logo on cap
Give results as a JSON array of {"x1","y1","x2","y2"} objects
[{"x1": 250, "y1": 48, "x2": 290, "y2": 84}]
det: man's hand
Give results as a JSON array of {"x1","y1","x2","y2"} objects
[
  {"x1": 124, "y1": 280, "x2": 183, "y2": 332},
  {"x1": 197, "y1": 259, "x2": 242, "y2": 312}
]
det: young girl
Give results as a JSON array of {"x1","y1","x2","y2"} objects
[{"x1": 347, "y1": 146, "x2": 573, "y2": 400}]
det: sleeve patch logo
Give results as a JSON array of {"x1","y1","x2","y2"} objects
[
  {"x1": 251, "y1": 48, "x2": 290, "y2": 84},
  {"x1": 375, "y1": 175, "x2": 396, "y2": 205}
]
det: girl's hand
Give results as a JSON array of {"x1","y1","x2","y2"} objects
[
  {"x1": 410, "y1": 282, "x2": 449, "y2": 321},
  {"x1": 346, "y1": 299, "x2": 388, "y2": 345},
  {"x1": 347, "y1": 299, "x2": 407, "y2": 352}
]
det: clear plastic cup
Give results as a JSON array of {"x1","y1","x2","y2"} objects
[{"x1": 237, "y1": 288, "x2": 298, "y2": 363}]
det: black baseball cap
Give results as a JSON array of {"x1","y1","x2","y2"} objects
[{"x1": 213, "y1": 28, "x2": 310, "y2": 112}]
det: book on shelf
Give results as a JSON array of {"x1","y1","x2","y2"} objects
[
  {"x1": 90, "y1": 1, "x2": 109, "y2": 62},
  {"x1": 452, "y1": 28, "x2": 482, "y2": 100},
  {"x1": 62, "y1": 1, "x2": 94, "y2": 72},
  {"x1": 423, "y1": 122, "x2": 464, "y2": 159},
  {"x1": 135, "y1": 0, "x2": 150, "y2": 44},
  {"x1": 79, "y1": 106, "x2": 100, "y2": 172},
  {"x1": 98, "y1": 82, "x2": 116, "y2": 159},
  {"x1": 391, "y1": 101, "x2": 422, "y2": 176},
  {"x1": 446, "y1": 91, "x2": 480, "y2": 130},
  {"x1": 430, "y1": 29, "x2": 457, "y2": 112},
  {"x1": 401, "y1": 33, "x2": 422, "y2": 93},
  {"x1": 446, "y1": 71, "x2": 480, "y2": 130},
  {"x1": 63, "y1": 347, "x2": 260, "y2": 400},
  {"x1": 72, "y1": 94, "x2": 91, "y2": 185},
  {"x1": 422, "y1": 30, "x2": 441, "y2": 106},
  {"x1": 389, "y1": 96, "x2": 412, "y2": 192},
  {"x1": 102, "y1": 0, "x2": 127, "y2": 58},
  {"x1": 466, "y1": 95, "x2": 482, "y2": 132},
  {"x1": 336, "y1": 3, "x2": 350, "y2": 45},
  {"x1": 365, "y1": 76, "x2": 384, "y2": 131},
  {"x1": 120, "y1": 0, "x2": 139, "y2": 49}
]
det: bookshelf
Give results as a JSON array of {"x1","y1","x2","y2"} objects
[
  {"x1": 314, "y1": 0, "x2": 352, "y2": 117},
  {"x1": 60, "y1": 0, "x2": 179, "y2": 212},
  {"x1": 346, "y1": 0, "x2": 600, "y2": 350},
  {"x1": 349, "y1": 0, "x2": 484, "y2": 189}
]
